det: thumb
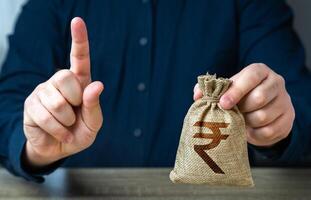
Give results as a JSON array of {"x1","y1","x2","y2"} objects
[
  {"x1": 193, "y1": 83, "x2": 203, "y2": 101},
  {"x1": 81, "y1": 81, "x2": 104, "y2": 133}
]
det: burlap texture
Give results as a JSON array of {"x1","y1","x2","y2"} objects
[{"x1": 170, "y1": 74, "x2": 254, "y2": 187}]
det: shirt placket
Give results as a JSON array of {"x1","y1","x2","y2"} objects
[{"x1": 128, "y1": 0, "x2": 153, "y2": 165}]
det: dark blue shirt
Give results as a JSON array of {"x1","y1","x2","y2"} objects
[{"x1": 1, "y1": 0, "x2": 311, "y2": 182}]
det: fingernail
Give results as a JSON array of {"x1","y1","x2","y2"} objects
[
  {"x1": 220, "y1": 95, "x2": 233, "y2": 109},
  {"x1": 64, "y1": 134, "x2": 73, "y2": 144}
]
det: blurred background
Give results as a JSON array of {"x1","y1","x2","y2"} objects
[
  {"x1": 0, "y1": 0, "x2": 311, "y2": 70},
  {"x1": 0, "y1": 0, "x2": 27, "y2": 68},
  {"x1": 288, "y1": 0, "x2": 311, "y2": 70}
]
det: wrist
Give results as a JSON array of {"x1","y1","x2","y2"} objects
[{"x1": 23, "y1": 141, "x2": 60, "y2": 170}]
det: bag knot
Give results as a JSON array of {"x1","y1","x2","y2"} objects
[{"x1": 197, "y1": 73, "x2": 232, "y2": 100}]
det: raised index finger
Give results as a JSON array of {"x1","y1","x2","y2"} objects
[
  {"x1": 220, "y1": 63, "x2": 270, "y2": 110},
  {"x1": 70, "y1": 17, "x2": 91, "y2": 88}
]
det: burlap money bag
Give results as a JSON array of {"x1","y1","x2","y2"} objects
[{"x1": 170, "y1": 74, "x2": 254, "y2": 187}]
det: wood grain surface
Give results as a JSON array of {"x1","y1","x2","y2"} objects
[{"x1": 0, "y1": 168, "x2": 310, "y2": 200}]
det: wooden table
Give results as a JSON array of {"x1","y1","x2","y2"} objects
[{"x1": 0, "y1": 168, "x2": 310, "y2": 200}]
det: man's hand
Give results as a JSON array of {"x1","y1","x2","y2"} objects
[
  {"x1": 193, "y1": 63, "x2": 295, "y2": 147},
  {"x1": 23, "y1": 17, "x2": 104, "y2": 168}
]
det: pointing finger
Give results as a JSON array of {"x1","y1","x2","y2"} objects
[{"x1": 70, "y1": 17, "x2": 91, "y2": 87}]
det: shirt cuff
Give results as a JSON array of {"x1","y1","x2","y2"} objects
[
  {"x1": 250, "y1": 119, "x2": 302, "y2": 165},
  {"x1": 8, "y1": 124, "x2": 65, "y2": 183}
]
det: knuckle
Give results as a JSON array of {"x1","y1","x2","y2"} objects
[
  {"x1": 276, "y1": 74, "x2": 285, "y2": 86},
  {"x1": 24, "y1": 96, "x2": 37, "y2": 115},
  {"x1": 248, "y1": 62, "x2": 266, "y2": 71},
  {"x1": 36, "y1": 87, "x2": 45, "y2": 100},
  {"x1": 246, "y1": 63, "x2": 269, "y2": 80},
  {"x1": 54, "y1": 69, "x2": 74, "y2": 85},
  {"x1": 71, "y1": 43, "x2": 89, "y2": 58},
  {"x1": 252, "y1": 90, "x2": 266, "y2": 107},
  {"x1": 255, "y1": 110, "x2": 268, "y2": 125},
  {"x1": 50, "y1": 98, "x2": 67, "y2": 112},
  {"x1": 253, "y1": 63, "x2": 268, "y2": 72},
  {"x1": 39, "y1": 113, "x2": 52, "y2": 125},
  {"x1": 244, "y1": 66, "x2": 259, "y2": 80},
  {"x1": 71, "y1": 51, "x2": 89, "y2": 60},
  {"x1": 250, "y1": 72, "x2": 261, "y2": 83},
  {"x1": 256, "y1": 63, "x2": 268, "y2": 70},
  {"x1": 24, "y1": 96, "x2": 32, "y2": 108},
  {"x1": 271, "y1": 78, "x2": 280, "y2": 91},
  {"x1": 35, "y1": 83, "x2": 46, "y2": 92},
  {"x1": 261, "y1": 126, "x2": 275, "y2": 140}
]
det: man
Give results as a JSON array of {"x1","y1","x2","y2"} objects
[{"x1": 0, "y1": 0, "x2": 310, "y2": 182}]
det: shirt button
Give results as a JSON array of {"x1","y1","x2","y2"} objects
[
  {"x1": 137, "y1": 82, "x2": 146, "y2": 92},
  {"x1": 133, "y1": 128, "x2": 142, "y2": 137},
  {"x1": 139, "y1": 37, "x2": 148, "y2": 46}
]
